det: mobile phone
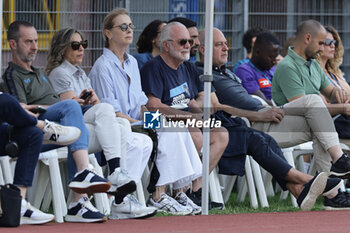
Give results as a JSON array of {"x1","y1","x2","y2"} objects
[
  {"x1": 80, "y1": 91, "x2": 92, "y2": 100},
  {"x1": 30, "y1": 106, "x2": 47, "y2": 114}
]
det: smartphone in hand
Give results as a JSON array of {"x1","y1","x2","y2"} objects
[
  {"x1": 30, "y1": 106, "x2": 47, "y2": 114},
  {"x1": 80, "y1": 91, "x2": 92, "y2": 100}
]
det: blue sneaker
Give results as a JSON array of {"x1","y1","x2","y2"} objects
[
  {"x1": 65, "y1": 197, "x2": 107, "y2": 223},
  {"x1": 69, "y1": 169, "x2": 111, "y2": 194}
]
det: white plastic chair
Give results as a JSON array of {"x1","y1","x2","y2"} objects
[
  {"x1": 0, "y1": 156, "x2": 13, "y2": 184},
  {"x1": 88, "y1": 154, "x2": 111, "y2": 214},
  {"x1": 216, "y1": 116, "x2": 269, "y2": 208},
  {"x1": 218, "y1": 155, "x2": 269, "y2": 209},
  {"x1": 27, "y1": 149, "x2": 67, "y2": 223},
  {"x1": 209, "y1": 168, "x2": 224, "y2": 207}
]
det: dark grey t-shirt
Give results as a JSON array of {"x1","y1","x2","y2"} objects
[
  {"x1": 0, "y1": 62, "x2": 60, "y2": 105},
  {"x1": 195, "y1": 63, "x2": 264, "y2": 111}
]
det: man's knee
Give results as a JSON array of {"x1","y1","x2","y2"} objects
[
  {"x1": 94, "y1": 102, "x2": 114, "y2": 113},
  {"x1": 211, "y1": 127, "x2": 229, "y2": 146},
  {"x1": 0, "y1": 93, "x2": 18, "y2": 106},
  {"x1": 15, "y1": 126, "x2": 43, "y2": 148},
  {"x1": 302, "y1": 94, "x2": 325, "y2": 107},
  {"x1": 189, "y1": 128, "x2": 203, "y2": 149}
]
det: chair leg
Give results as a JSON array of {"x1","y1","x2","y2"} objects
[
  {"x1": 219, "y1": 174, "x2": 237, "y2": 203},
  {"x1": 209, "y1": 169, "x2": 224, "y2": 205},
  {"x1": 261, "y1": 168, "x2": 274, "y2": 197},
  {"x1": 141, "y1": 164, "x2": 151, "y2": 202},
  {"x1": 0, "y1": 165, "x2": 4, "y2": 185},
  {"x1": 281, "y1": 148, "x2": 298, "y2": 207},
  {"x1": 0, "y1": 156, "x2": 13, "y2": 183},
  {"x1": 249, "y1": 157, "x2": 269, "y2": 208},
  {"x1": 32, "y1": 161, "x2": 50, "y2": 209},
  {"x1": 89, "y1": 155, "x2": 111, "y2": 215},
  {"x1": 48, "y1": 155, "x2": 66, "y2": 223},
  {"x1": 237, "y1": 176, "x2": 248, "y2": 202},
  {"x1": 244, "y1": 158, "x2": 258, "y2": 209},
  {"x1": 41, "y1": 184, "x2": 52, "y2": 212},
  {"x1": 136, "y1": 182, "x2": 146, "y2": 207}
]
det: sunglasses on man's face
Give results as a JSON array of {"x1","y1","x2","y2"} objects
[
  {"x1": 325, "y1": 38, "x2": 337, "y2": 47},
  {"x1": 168, "y1": 38, "x2": 194, "y2": 46},
  {"x1": 114, "y1": 23, "x2": 136, "y2": 32},
  {"x1": 71, "y1": 40, "x2": 88, "y2": 50}
]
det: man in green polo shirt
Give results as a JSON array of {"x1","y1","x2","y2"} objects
[
  {"x1": 273, "y1": 19, "x2": 347, "y2": 106},
  {"x1": 272, "y1": 19, "x2": 350, "y2": 178}
]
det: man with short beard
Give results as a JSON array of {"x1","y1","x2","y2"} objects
[{"x1": 272, "y1": 19, "x2": 348, "y2": 107}]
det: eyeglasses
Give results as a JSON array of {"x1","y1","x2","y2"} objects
[
  {"x1": 113, "y1": 23, "x2": 136, "y2": 32},
  {"x1": 325, "y1": 38, "x2": 337, "y2": 47},
  {"x1": 71, "y1": 40, "x2": 88, "y2": 50},
  {"x1": 167, "y1": 38, "x2": 194, "y2": 46}
]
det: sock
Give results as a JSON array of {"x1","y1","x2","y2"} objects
[
  {"x1": 21, "y1": 199, "x2": 27, "y2": 216},
  {"x1": 114, "y1": 193, "x2": 127, "y2": 204},
  {"x1": 108, "y1": 158, "x2": 120, "y2": 175},
  {"x1": 326, "y1": 188, "x2": 341, "y2": 199},
  {"x1": 194, "y1": 188, "x2": 202, "y2": 196}
]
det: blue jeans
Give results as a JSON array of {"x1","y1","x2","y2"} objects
[
  {"x1": 0, "y1": 93, "x2": 43, "y2": 186},
  {"x1": 39, "y1": 100, "x2": 90, "y2": 181}
]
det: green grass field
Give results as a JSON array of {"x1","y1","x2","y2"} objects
[{"x1": 155, "y1": 192, "x2": 325, "y2": 217}]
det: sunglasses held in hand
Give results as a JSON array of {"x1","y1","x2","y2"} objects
[{"x1": 71, "y1": 40, "x2": 88, "y2": 50}]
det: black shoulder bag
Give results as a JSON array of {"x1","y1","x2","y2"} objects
[{"x1": 0, "y1": 184, "x2": 21, "y2": 227}]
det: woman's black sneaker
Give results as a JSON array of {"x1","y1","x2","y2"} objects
[
  {"x1": 330, "y1": 154, "x2": 350, "y2": 179},
  {"x1": 324, "y1": 190, "x2": 350, "y2": 210}
]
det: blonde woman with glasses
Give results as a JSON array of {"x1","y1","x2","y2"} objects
[
  {"x1": 89, "y1": 8, "x2": 202, "y2": 215},
  {"x1": 316, "y1": 25, "x2": 350, "y2": 140}
]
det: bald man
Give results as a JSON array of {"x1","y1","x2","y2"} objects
[
  {"x1": 197, "y1": 27, "x2": 350, "y2": 174},
  {"x1": 272, "y1": 19, "x2": 350, "y2": 170},
  {"x1": 272, "y1": 19, "x2": 347, "y2": 107},
  {"x1": 196, "y1": 27, "x2": 350, "y2": 210}
]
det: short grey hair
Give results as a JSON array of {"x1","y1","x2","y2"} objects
[{"x1": 159, "y1": 22, "x2": 186, "y2": 52}]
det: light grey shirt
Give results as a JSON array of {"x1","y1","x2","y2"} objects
[{"x1": 49, "y1": 59, "x2": 92, "y2": 96}]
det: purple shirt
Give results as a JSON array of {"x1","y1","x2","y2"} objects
[{"x1": 235, "y1": 61, "x2": 275, "y2": 100}]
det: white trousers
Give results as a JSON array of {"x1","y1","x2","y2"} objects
[
  {"x1": 84, "y1": 103, "x2": 152, "y2": 182},
  {"x1": 155, "y1": 128, "x2": 202, "y2": 189}
]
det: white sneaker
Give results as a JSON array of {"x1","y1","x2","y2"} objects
[
  {"x1": 109, "y1": 194, "x2": 157, "y2": 219},
  {"x1": 107, "y1": 167, "x2": 136, "y2": 195},
  {"x1": 43, "y1": 120, "x2": 81, "y2": 145},
  {"x1": 65, "y1": 197, "x2": 107, "y2": 223},
  {"x1": 20, "y1": 199, "x2": 55, "y2": 225},
  {"x1": 175, "y1": 192, "x2": 201, "y2": 215},
  {"x1": 148, "y1": 193, "x2": 192, "y2": 216}
]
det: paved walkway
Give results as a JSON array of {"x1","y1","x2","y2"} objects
[{"x1": 2, "y1": 210, "x2": 349, "y2": 233}]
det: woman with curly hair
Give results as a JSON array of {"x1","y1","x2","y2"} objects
[
  {"x1": 316, "y1": 25, "x2": 350, "y2": 139},
  {"x1": 317, "y1": 25, "x2": 350, "y2": 95},
  {"x1": 133, "y1": 19, "x2": 166, "y2": 69}
]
